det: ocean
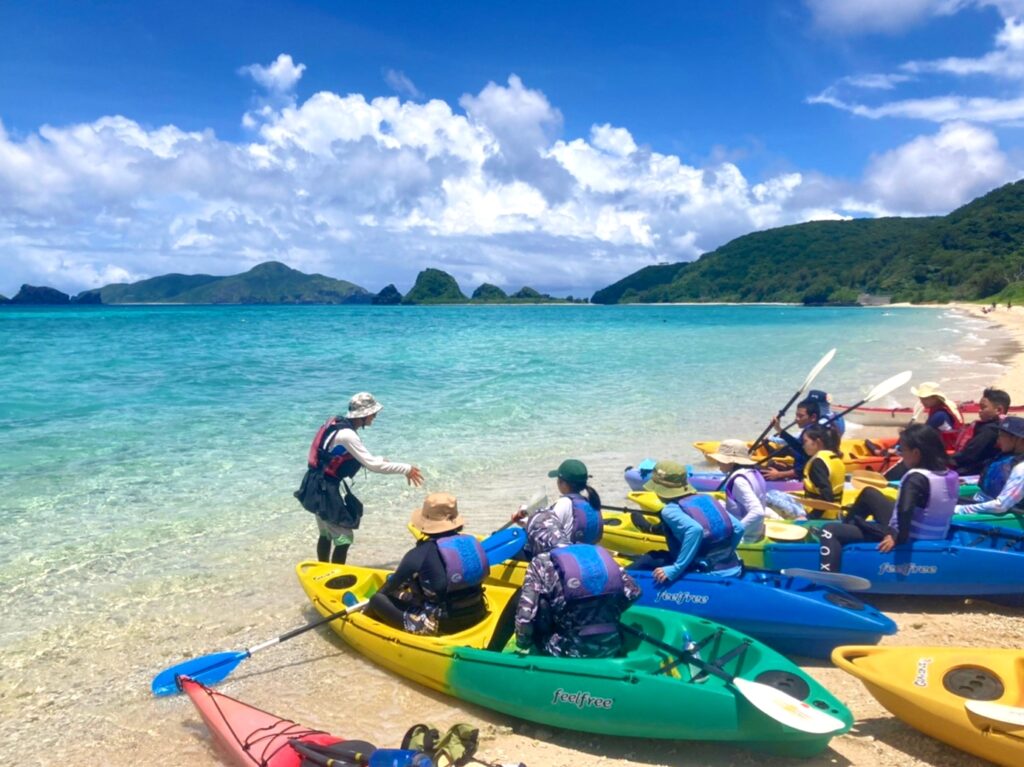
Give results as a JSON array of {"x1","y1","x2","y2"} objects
[{"x1": 0, "y1": 303, "x2": 1007, "y2": 764}]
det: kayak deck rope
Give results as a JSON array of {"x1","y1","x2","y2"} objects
[{"x1": 192, "y1": 679, "x2": 328, "y2": 766}]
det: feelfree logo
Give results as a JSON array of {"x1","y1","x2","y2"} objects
[
  {"x1": 878, "y1": 562, "x2": 938, "y2": 576},
  {"x1": 914, "y1": 657, "x2": 933, "y2": 687},
  {"x1": 551, "y1": 688, "x2": 614, "y2": 710},
  {"x1": 656, "y1": 590, "x2": 710, "y2": 606}
]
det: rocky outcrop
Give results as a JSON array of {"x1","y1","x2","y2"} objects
[
  {"x1": 471, "y1": 283, "x2": 508, "y2": 302},
  {"x1": 402, "y1": 268, "x2": 468, "y2": 304},
  {"x1": 11, "y1": 285, "x2": 71, "y2": 304},
  {"x1": 373, "y1": 284, "x2": 403, "y2": 305},
  {"x1": 72, "y1": 290, "x2": 103, "y2": 305}
]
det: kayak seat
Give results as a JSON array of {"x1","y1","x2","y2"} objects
[{"x1": 485, "y1": 587, "x2": 522, "y2": 651}]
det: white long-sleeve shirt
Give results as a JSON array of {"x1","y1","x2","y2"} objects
[
  {"x1": 724, "y1": 471, "x2": 772, "y2": 542},
  {"x1": 956, "y1": 460, "x2": 1024, "y2": 515},
  {"x1": 326, "y1": 427, "x2": 411, "y2": 475}
]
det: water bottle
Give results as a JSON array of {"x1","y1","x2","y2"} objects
[{"x1": 367, "y1": 749, "x2": 434, "y2": 766}]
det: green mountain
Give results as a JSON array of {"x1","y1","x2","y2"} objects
[
  {"x1": 87, "y1": 261, "x2": 370, "y2": 304},
  {"x1": 402, "y1": 268, "x2": 468, "y2": 304},
  {"x1": 592, "y1": 179, "x2": 1024, "y2": 304},
  {"x1": 472, "y1": 283, "x2": 508, "y2": 302}
]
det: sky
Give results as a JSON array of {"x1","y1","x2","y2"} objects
[{"x1": 1, "y1": 0, "x2": 1024, "y2": 297}]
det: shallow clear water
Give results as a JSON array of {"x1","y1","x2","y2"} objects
[{"x1": 0, "y1": 303, "x2": 1005, "y2": 763}]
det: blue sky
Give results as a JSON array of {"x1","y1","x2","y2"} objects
[{"x1": 1, "y1": 1, "x2": 1022, "y2": 296}]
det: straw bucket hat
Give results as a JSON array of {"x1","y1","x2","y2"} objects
[
  {"x1": 707, "y1": 439, "x2": 757, "y2": 466},
  {"x1": 347, "y1": 391, "x2": 383, "y2": 419},
  {"x1": 410, "y1": 492, "x2": 465, "y2": 535},
  {"x1": 909, "y1": 382, "x2": 962, "y2": 422}
]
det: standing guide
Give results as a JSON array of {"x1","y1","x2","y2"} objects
[{"x1": 295, "y1": 392, "x2": 424, "y2": 564}]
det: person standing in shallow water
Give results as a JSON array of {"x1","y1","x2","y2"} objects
[{"x1": 294, "y1": 392, "x2": 423, "y2": 564}]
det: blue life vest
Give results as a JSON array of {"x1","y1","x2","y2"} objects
[
  {"x1": 677, "y1": 495, "x2": 742, "y2": 574},
  {"x1": 568, "y1": 493, "x2": 603, "y2": 544},
  {"x1": 892, "y1": 469, "x2": 958, "y2": 541},
  {"x1": 435, "y1": 535, "x2": 488, "y2": 592},
  {"x1": 981, "y1": 454, "x2": 1019, "y2": 498},
  {"x1": 550, "y1": 544, "x2": 624, "y2": 601}
]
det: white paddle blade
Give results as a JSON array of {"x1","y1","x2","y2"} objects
[
  {"x1": 965, "y1": 699, "x2": 1024, "y2": 727},
  {"x1": 864, "y1": 370, "x2": 913, "y2": 404},
  {"x1": 733, "y1": 678, "x2": 847, "y2": 734},
  {"x1": 780, "y1": 567, "x2": 872, "y2": 591},
  {"x1": 765, "y1": 520, "x2": 809, "y2": 541},
  {"x1": 800, "y1": 348, "x2": 837, "y2": 392},
  {"x1": 523, "y1": 491, "x2": 549, "y2": 515}
]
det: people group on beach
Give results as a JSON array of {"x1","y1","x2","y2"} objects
[{"x1": 294, "y1": 382, "x2": 1021, "y2": 657}]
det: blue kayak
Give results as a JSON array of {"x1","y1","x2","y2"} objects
[{"x1": 741, "y1": 522, "x2": 1024, "y2": 596}]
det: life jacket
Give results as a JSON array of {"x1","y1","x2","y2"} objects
[
  {"x1": 550, "y1": 545, "x2": 625, "y2": 644},
  {"x1": 306, "y1": 417, "x2": 360, "y2": 480},
  {"x1": 567, "y1": 493, "x2": 603, "y2": 544},
  {"x1": 724, "y1": 468, "x2": 767, "y2": 503},
  {"x1": 927, "y1": 404, "x2": 965, "y2": 451},
  {"x1": 675, "y1": 495, "x2": 742, "y2": 573},
  {"x1": 803, "y1": 450, "x2": 846, "y2": 500},
  {"x1": 980, "y1": 454, "x2": 1024, "y2": 502},
  {"x1": 434, "y1": 535, "x2": 488, "y2": 619},
  {"x1": 891, "y1": 469, "x2": 958, "y2": 541}
]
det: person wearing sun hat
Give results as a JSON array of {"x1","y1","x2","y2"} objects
[
  {"x1": 295, "y1": 391, "x2": 424, "y2": 565},
  {"x1": 957, "y1": 415, "x2": 1024, "y2": 516},
  {"x1": 628, "y1": 460, "x2": 743, "y2": 583},
  {"x1": 366, "y1": 492, "x2": 488, "y2": 636},
  {"x1": 911, "y1": 381, "x2": 965, "y2": 451},
  {"x1": 512, "y1": 458, "x2": 603, "y2": 556},
  {"x1": 707, "y1": 439, "x2": 773, "y2": 543}
]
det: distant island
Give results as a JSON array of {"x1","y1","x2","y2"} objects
[
  {"x1": 4, "y1": 261, "x2": 584, "y2": 306},
  {"x1": 593, "y1": 178, "x2": 1024, "y2": 305}
]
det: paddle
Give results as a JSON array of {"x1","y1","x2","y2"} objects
[
  {"x1": 964, "y1": 699, "x2": 1024, "y2": 727},
  {"x1": 620, "y1": 623, "x2": 846, "y2": 734},
  {"x1": 749, "y1": 348, "x2": 836, "y2": 454},
  {"x1": 850, "y1": 470, "x2": 889, "y2": 490},
  {"x1": 779, "y1": 567, "x2": 871, "y2": 591},
  {"x1": 151, "y1": 526, "x2": 527, "y2": 696}
]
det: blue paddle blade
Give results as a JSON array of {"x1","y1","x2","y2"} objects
[
  {"x1": 150, "y1": 650, "x2": 249, "y2": 696},
  {"x1": 481, "y1": 526, "x2": 526, "y2": 563}
]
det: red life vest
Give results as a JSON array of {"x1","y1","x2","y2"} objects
[
  {"x1": 928, "y1": 403, "x2": 965, "y2": 451},
  {"x1": 306, "y1": 417, "x2": 358, "y2": 479}
]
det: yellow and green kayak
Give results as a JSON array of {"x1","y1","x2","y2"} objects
[
  {"x1": 296, "y1": 561, "x2": 852, "y2": 757},
  {"x1": 833, "y1": 645, "x2": 1024, "y2": 767}
]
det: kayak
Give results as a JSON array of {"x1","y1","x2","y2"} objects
[
  {"x1": 833, "y1": 645, "x2": 1024, "y2": 767},
  {"x1": 693, "y1": 437, "x2": 901, "y2": 473},
  {"x1": 487, "y1": 558, "x2": 896, "y2": 659},
  {"x1": 296, "y1": 561, "x2": 853, "y2": 757},
  {"x1": 180, "y1": 675, "x2": 349, "y2": 767},
  {"x1": 624, "y1": 462, "x2": 802, "y2": 493},
  {"x1": 602, "y1": 510, "x2": 1024, "y2": 595},
  {"x1": 838, "y1": 401, "x2": 1024, "y2": 428}
]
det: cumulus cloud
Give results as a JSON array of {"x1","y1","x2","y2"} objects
[
  {"x1": 384, "y1": 69, "x2": 423, "y2": 99},
  {"x1": 0, "y1": 63, "x2": 1013, "y2": 297},
  {"x1": 805, "y1": 0, "x2": 969, "y2": 35},
  {"x1": 240, "y1": 53, "x2": 306, "y2": 94}
]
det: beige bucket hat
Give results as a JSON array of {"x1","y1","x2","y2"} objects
[
  {"x1": 909, "y1": 382, "x2": 962, "y2": 422},
  {"x1": 410, "y1": 492, "x2": 465, "y2": 535},
  {"x1": 347, "y1": 391, "x2": 383, "y2": 419},
  {"x1": 707, "y1": 439, "x2": 757, "y2": 466}
]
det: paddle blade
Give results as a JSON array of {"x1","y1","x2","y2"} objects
[
  {"x1": 800, "y1": 348, "x2": 836, "y2": 393},
  {"x1": 850, "y1": 470, "x2": 890, "y2": 490},
  {"x1": 151, "y1": 651, "x2": 248, "y2": 696},
  {"x1": 864, "y1": 370, "x2": 912, "y2": 404},
  {"x1": 965, "y1": 699, "x2": 1024, "y2": 727},
  {"x1": 733, "y1": 677, "x2": 847, "y2": 734},
  {"x1": 765, "y1": 520, "x2": 809, "y2": 542},
  {"x1": 522, "y1": 491, "x2": 549, "y2": 515},
  {"x1": 481, "y1": 526, "x2": 526, "y2": 563},
  {"x1": 780, "y1": 567, "x2": 871, "y2": 592}
]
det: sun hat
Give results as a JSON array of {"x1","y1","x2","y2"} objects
[
  {"x1": 410, "y1": 492, "x2": 465, "y2": 535},
  {"x1": 347, "y1": 391, "x2": 383, "y2": 419},
  {"x1": 547, "y1": 458, "x2": 590, "y2": 485},
  {"x1": 642, "y1": 460, "x2": 695, "y2": 499},
  {"x1": 998, "y1": 416, "x2": 1024, "y2": 440},
  {"x1": 909, "y1": 382, "x2": 962, "y2": 422},
  {"x1": 707, "y1": 439, "x2": 757, "y2": 466}
]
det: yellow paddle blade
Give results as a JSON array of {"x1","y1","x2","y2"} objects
[
  {"x1": 850, "y1": 470, "x2": 889, "y2": 490},
  {"x1": 766, "y1": 520, "x2": 809, "y2": 541}
]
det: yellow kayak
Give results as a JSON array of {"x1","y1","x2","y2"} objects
[
  {"x1": 694, "y1": 437, "x2": 899, "y2": 472},
  {"x1": 833, "y1": 645, "x2": 1024, "y2": 767}
]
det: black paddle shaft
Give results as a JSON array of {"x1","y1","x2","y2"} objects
[{"x1": 620, "y1": 623, "x2": 732, "y2": 683}]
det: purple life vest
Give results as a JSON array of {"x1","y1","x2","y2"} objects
[
  {"x1": 678, "y1": 494, "x2": 736, "y2": 545},
  {"x1": 568, "y1": 493, "x2": 603, "y2": 544},
  {"x1": 550, "y1": 545, "x2": 623, "y2": 601},
  {"x1": 892, "y1": 469, "x2": 958, "y2": 541},
  {"x1": 724, "y1": 468, "x2": 767, "y2": 502},
  {"x1": 435, "y1": 535, "x2": 488, "y2": 592}
]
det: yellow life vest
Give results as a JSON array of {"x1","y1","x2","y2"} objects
[{"x1": 803, "y1": 450, "x2": 846, "y2": 500}]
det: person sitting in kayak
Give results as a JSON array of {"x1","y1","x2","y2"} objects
[
  {"x1": 763, "y1": 398, "x2": 838, "y2": 482},
  {"x1": 707, "y1": 439, "x2": 774, "y2": 542},
  {"x1": 818, "y1": 424, "x2": 957, "y2": 573},
  {"x1": 800, "y1": 424, "x2": 847, "y2": 515},
  {"x1": 806, "y1": 389, "x2": 846, "y2": 437},
  {"x1": 910, "y1": 382, "x2": 965, "y2": 451},
  {"x1": 956, "y1": 416, "x2": 1024, "y2": 515},
  {"x1": 951, "y1": 388, "x2": 1010, "y2": 476},
  {"x1": 511, "y1": 458, "x2": 603, "y2": 556},
  {"x1": 367, "y1": 493, "x2": 487, "y2": 636},
  {"x1": 627, "y1": 460, "x2": 743, "y2": 583},
  {"x1": 514, "y1": 542, "x2": 640, "y2": 658}
]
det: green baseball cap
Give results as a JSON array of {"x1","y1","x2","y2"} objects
[
  {"x1": 643, "y1": 460, "x2": 694, "y2": 499},
  {"x1": 548, "y1": 458, "x2": 590, "y2": 485}
]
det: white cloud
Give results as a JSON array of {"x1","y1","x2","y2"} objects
[
  {"x1": 805, "y1": 0, "x2": 969, "y2": 34},
  {"x1": 240, "y1": 54, "x2": 306, "y2": 94},
  {"x1": 864, "y1": 121, "x2": 1014, "y2": 213},
  {"x1": 384, "y1": 69, "x2": 423, "y2": 99}
]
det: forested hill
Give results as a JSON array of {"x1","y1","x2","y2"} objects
[{"x1": 591, "y1": 178, "x2": 1024, "y2": 304}]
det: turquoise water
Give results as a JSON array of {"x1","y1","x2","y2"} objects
[{"x1": 0, "y1": 303, "x2": 1004, "y2": 763}]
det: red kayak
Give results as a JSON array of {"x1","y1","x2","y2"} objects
[
  {"x1": 838, "y1": 401, "x2": 1024, "y2": 428},
  {"x1": 181, "y1": 676, "x2": 353, "y2": 767}
]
